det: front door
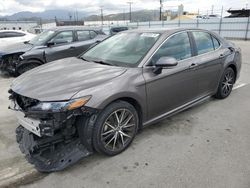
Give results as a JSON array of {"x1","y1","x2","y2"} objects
[
  {"x1": 143, "y1": 32, "x2": 199, "y2": 121},
  {"x1": 45, "y1": 30, "x2": 76, "y2": 62}
]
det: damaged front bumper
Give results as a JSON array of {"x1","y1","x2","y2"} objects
[
  {"x1": 9, "y1": 92, "x2": 98, "y2": 172},
  {"x1": 0, "y1": 54, "x2": 20, "y2": 75}
]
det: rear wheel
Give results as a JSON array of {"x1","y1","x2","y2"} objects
[
  {"x1": 215, "y1": 67, "x2": 235, "y2": 99},
  {"x1": 17, "y1": 62, "x2": 40, "y2": 75},
  {"x1": 93, "y1": 101, "x2": 139, "y2": 156}
]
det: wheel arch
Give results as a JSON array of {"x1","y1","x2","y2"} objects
[
  {"x1": 99, "y1": 96, "x2": 144, "y2": 130},
  {"x1": 17, "y1": 58, "x2": 44, "y2": 69}
]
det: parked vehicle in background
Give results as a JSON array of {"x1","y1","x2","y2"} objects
[
  {"x1": 110, "y1": 26, "x2": 129, "y2": 35},
  {"x1": 196, "y1": 14, "x2": 221, "y2": 19},
  {"x1": 0, "y1": 30, "x2": 36, "y2": 50},
  {"x1": 0, "y1": 26, "x2": 107, "y2": 75},
  {"x1": 9, "y1": 28, "x2": 241, "y2": 172}
]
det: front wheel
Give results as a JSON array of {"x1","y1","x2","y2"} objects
[
  {"x1": 214, "y1": 67, "x2": 235, "y2": 99},
  {"x1": 93, "y1": 101, "x2": 139, "y2": 156}
]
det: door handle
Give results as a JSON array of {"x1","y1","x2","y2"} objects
[{"x1": 189, "y1": 63, "x2": 198, "y2": 69}]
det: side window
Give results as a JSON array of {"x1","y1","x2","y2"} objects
[
  {"x1": 193, "y1": 31, "x2": 214, "y2": 55},
  {"x1": 211, "y1": 36, "x2": 220, "y2": 50},
  {"x1": 0, "y1": 32, "x2": 6, "y2": 38},
  {"x1": 151, "y1": 32, "x2": 192, "y2": 65},
  {"x1": 77, "y1": 30, "x2": 91, "y2": 41},
  {"x1": 90, "y1": 31, "x2": 97, "y2": 39},
  {"x1": 51, "y1": 31, "x2": 73, "y2": 44},
  {"x1": 3, "y1": 32, "x2": 25, "y2": 38}
]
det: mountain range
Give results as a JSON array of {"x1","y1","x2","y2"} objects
[{"x1": 0, "y1": 9, "x2": 160, "y2": 22}]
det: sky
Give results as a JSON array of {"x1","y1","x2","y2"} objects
[{"x1": 0, "y1": 0, "x2": 249, "y2": 16}]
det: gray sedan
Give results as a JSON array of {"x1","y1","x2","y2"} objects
[{"x1": 9, "y1": 28, "x2": 241, "y2": 172}]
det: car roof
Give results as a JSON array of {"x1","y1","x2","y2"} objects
[
  {"x1": 123, "y1": 27, "x2": 213, "y2": 34},
  {"x1": 49, "y1": 26, "x2": 103, "y2": 32}
]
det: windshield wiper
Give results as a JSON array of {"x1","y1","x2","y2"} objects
[
  {"x1": 79, "y1": 57, "x2": 114, "y2": 66},
  {"x1": 79, "y1": 57, "x2": 90, "y2": 62},
  {"x1": 92, "y1": 60, "x2": 113, "y2": 66},
  {"x1": 24, "y1": 41, "x2": 31, "y2": 44}
]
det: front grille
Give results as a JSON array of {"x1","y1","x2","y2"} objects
[{"x1": 16, "y1": 94, "x2": 39, "y2": 110}]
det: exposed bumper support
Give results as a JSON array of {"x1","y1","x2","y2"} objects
[{"x1": 16, "y1": 126, "x2": 92, "y2": 172}]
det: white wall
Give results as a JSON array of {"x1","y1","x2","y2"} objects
[
  {"x1": 0, "y1": 21, "x2": 37, "y2": 31},
  {"x1": 101, "y1": 17, "x2": 250, "y2": 40}
]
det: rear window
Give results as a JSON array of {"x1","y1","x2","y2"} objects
[
  {"x1": 77, "y1": 30, "x2": 91, "y2": 41},
  {"x1": 0, "y1": 31, "x2": 25, "y2": 38},
  {"x1": 193, "y1": 31, "x2": 214, "y2": 55},
  {"x1": 90, "y1": 31, "x2": 97, "y2": 39}
]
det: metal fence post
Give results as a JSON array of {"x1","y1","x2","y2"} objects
[
  {"x1": 178, "y1": 15, "x2": 180, "y2": 27},
  {"x1": 196, "y1": 9, "x2": 199, "y2": 28},
  {"x1": 219, "y1": 6, "x2": 223, "y2": 35},
  {"x1": 245, "y1": 16, "x2": 250, "y2": 40}
]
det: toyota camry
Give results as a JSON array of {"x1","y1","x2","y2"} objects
[{"x1": 9, "y1": 28, "x2": 241, "y2": 172}]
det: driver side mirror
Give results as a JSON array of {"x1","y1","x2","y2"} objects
[
  {"x1": 153, "y1": 56, "x2": 178, "y2": 74},
  {"x1": 47, "y1": 41, "x2": 55, "y2": 47},
  {"x1": 47, "y1": 39, "x2": 68, "y2": 47}
]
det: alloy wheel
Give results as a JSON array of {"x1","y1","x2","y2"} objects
[
  {"x1": 101, "y1": 109, "x2": 136, "y2": 152},
  {"x1": 221, "y1": 70, "x2": 234, "y2": 96}
]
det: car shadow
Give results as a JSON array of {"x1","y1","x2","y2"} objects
[{"x1": 0, "y1": 71, "x2": 12, "y2": 79}]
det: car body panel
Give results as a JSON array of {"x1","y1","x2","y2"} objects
[
  {"x1": 10, "y1": 28, "x2": 242, "y2": 121},
  {"x1": 11, "y1": 57, "x2": 127, "y2": 101},
  {"x1": 143, "y1": 58, "x2": 200, "y2": 121}
]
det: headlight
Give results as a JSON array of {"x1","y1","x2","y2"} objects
[{"x1": 29, "y1": 96, "x2": 91, "y2": 112}]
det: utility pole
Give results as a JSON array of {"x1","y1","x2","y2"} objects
[
  {"x1": 123, "y1": 9, "x2": 125, "y2": 22},
  {"x1": 127, "y1": 2, "x2": 133, "y2": 22},
  {"x1": 100, "y1": 6, "x2": 104, "y2": 25},
  {"x1": 160, "y1": 0, "x2": 163, "y2": 21}
]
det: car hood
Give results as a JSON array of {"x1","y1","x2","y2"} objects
[
  {"x1": 0, "y1": 42, "x2": 33, "y2": 54},
  {"x1": 11, "y1": 57, "x2": 127, "y2": 101}
]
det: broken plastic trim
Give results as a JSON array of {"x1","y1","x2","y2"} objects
[{"x1": 10, "y1": 92, "x2": 99, "y2": 172}]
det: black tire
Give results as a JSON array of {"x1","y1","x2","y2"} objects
[
  {"x1": 93, "y1": 101, "x2": 139, "y2": 156},
  {"x1": 17, "y1": 62, "x2": 40, "y2": 75},
  {"x1": 214, "y1": 67, "x2": 235, "y2": 99}
]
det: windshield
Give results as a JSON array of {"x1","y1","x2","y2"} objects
[
  {"x1": 82, "y1": 32, "x2": 160, "y2": 67},
  {"x1": 29, "y1": 30, "x2": 55, "y2": 45}
]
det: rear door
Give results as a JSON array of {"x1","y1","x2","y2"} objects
[
  {"x1": 74, "y1": 30, "x2": 99, "y2": 55},
  {"x1": 45, "y1": 30, "x2": 76, "y2": 62},
  {"x1": 190, "y1": 31, "x2": 229, "y2": 96}
]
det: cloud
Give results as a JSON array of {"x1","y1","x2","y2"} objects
[{"x1": 0, "y1": 0, "x2": 248, "y2": 16}]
